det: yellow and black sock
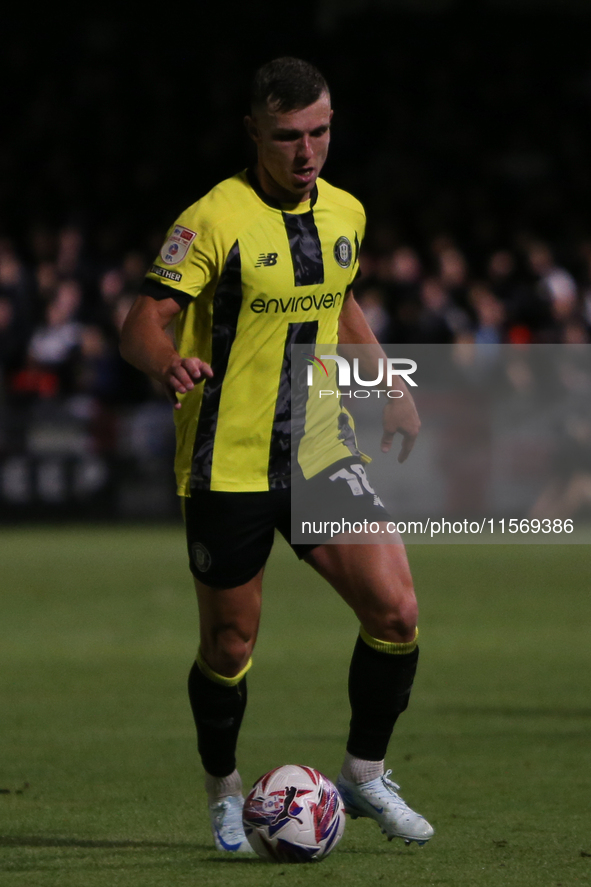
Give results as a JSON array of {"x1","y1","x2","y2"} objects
[
  {"x1": 187, "y1": 651, "x2": 251, "y2": 778},
  {"x1": 346, "y1": 627, "x2": 419, "y2": 761}
]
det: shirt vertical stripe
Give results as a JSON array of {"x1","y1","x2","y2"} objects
[
  {"x1": 268, "y1": 320, "x2": 319, "y2": 490},
  {"x1": 282, "y1": 210, "x2": 325, "y2": 287},
  {"x1": 190, "y1": 240, "x2": 242, "y2": 491}
]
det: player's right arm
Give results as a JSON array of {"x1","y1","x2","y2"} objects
[
  {"x1": 338, "y1": 291, "x2": 420, "y2": 462},
  {"x1": 120, "y1": 294, "x2": 213, "y2": 409}
]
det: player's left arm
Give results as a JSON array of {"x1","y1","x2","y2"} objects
[{"x1": 338, "y1": 291, "x2": 420, "y2": 462}]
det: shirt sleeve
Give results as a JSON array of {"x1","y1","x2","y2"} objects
[{"x1": 142, "y1": 206, "x2": 219, "y2": 305}]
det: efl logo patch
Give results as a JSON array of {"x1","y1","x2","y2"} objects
[
  {"x1": 160, "y1": 225, "x2": 196, "y2": 266},
  {"x1": 334, "y1": 236, "x2": 352, "y2": 268}
]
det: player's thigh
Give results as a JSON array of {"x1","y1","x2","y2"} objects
[
  {"x1": 304, "y1": 535, "x2": 418, "y2": 642},
  {"x1": 195, "y1": 568, "x2": 264, "y2": 676},
  {"x1": 184, "y1": 489, "x2": 278, "y2": 588}
]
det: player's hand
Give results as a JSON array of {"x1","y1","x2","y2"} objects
[
  {"x1": 381, "y1": 392, "x2": 421, "y2": 462},
  {"x1": 163, "y1": 357, "x2": 214, "y2": 409}
]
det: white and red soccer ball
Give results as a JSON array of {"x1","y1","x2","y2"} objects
[{"x1": 242, "y1": 764, "x2": 345, "y2": 863}]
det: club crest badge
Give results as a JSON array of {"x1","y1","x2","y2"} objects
[
  {"x1": 192, "y1": 542, "x2": 212, "y2": 573},
  {"x1": 160, "y1": 225, "x2": 196, "y2": 266},
  {"x1": 334, "y1": 236, "x2": 352, "y2": 268}
]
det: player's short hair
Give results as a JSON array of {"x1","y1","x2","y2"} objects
[{"x1": 250, "y1": 57, "x2": 330, "y2": 113}]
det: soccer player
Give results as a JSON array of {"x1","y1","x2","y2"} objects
[{"x1": 120, "y1": 57, "x2": 434, "y2": 853}]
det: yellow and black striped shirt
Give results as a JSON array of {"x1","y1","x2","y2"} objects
[{"x1": 142, "y1": 169, "x2": 365, "y2": 494}]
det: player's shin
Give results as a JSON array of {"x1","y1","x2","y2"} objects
[
  {"x1": 345, "y1": 627, "x2": 419, "y2": 770},
  {"x1": 187, "y1": 651, "x2": 251, "y2": 784}
]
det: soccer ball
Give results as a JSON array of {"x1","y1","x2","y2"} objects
[{"x1": 242, "y1": 764, "x2": 345, "y2": 863}]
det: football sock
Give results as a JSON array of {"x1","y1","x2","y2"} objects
[
  {"x1": 187, "y1": 650, "x2": 251, "y2": 779},
  {"x1": 340, "y1": 751, "x2": 384, "y2": 784},
  {"x1": 204, "y1": 768, "x2": 243, "y2": 802},
  {"x1": 346, "y1": 627, "x2": 419, "y2": 762}
]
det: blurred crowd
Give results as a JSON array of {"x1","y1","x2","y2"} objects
[
  {"x1": 356, "y1": 236, "x2": 591, "y2": 346},
  {"x1": 1, "y1": 228, "x2": 590, "y2": 413},
  {"x1": 0, "y1": 229, "x2": 153, "y2": 408}
]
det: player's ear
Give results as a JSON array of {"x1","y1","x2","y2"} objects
[{"x1": 244, "y1": 115, "x2": 260, "y2": 144}]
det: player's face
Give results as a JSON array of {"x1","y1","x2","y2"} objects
[{"x1": 246, "y1": 92, "x2": 333, "y2": 203}]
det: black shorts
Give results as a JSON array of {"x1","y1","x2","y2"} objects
[{"x1": 184, "y1": 457, "x2": 390, "y2": 588}]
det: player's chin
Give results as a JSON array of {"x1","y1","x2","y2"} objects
[{"x1": 291, "y1": 169, "x2": 317, "y2": 191}]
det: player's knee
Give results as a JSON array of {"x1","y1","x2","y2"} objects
[
  {"x1": 384, "y1": 598, "x2": 418, "y2": 642},
  {"x1": 201, "y1": 626, "x2": 254, "y2": 677},
  {"x1": 361, "y1": 592, "x2": 418, "y2": 645}
]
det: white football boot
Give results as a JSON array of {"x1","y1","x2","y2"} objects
[
  {"x1": 336, "y1": 770, "x2": 434, "y2": 845},
  {"x1": 208, "y1": 795, "x2": 254, "y2": 853}
]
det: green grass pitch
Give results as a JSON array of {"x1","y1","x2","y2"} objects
[{"x1": 1, "y1": 526, "x2": 590, "y2": 887}]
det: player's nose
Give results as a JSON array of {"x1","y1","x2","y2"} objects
[{"x1": 297, "y1": 135, "x2": 314, "y2": 159}]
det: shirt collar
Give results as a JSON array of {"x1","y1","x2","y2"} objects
[{"x1": 246, "y1": 168, "x2": 318, "y2": 212}]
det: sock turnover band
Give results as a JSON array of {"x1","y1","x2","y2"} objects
[
  {"x1": 196, "y1": 648, "x2": 252, "y2": 686},
  {"x1": 359, "y1": 625, "x2": 419, "y2": 655}
]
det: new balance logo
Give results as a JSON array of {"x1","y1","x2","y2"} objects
[{"x1": 256, "y1": 252, "x2": 278, "y2": 267}]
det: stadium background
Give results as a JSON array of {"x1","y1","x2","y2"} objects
[{"x1": 3, "y1": 1, "x2": 591, "y2": 519}]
